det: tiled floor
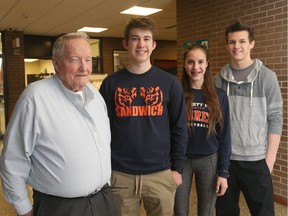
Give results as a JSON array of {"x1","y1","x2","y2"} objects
[
  {"x1": 0, "y1": 140, "x2": 287, "y2": 215},
  {"x1": 0, "y1": 179, "x2": 287, "y2": 216}
]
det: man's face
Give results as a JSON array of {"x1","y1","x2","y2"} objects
[
  {"x1": 227, "y1": 30, "x2": 255, "y2": 63},
  {"x1": 53, "y1": 38, "x2": 92, "y2": 91},
  {"x1": 122, "y1": 28, "x2": 156, "y2": 65}
]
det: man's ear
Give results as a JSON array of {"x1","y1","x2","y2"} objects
[
  {"x1": 249, "y1": 40, "x2": 255, "y2": 49},
  {"x1": 52, "y1": 58, "x2": 59, "y2": 72},
  {"x1": 152, "y1": 41, "x2": 157, "y2": 51},
  {"x1": 122, "y1": 40, "x2": 128, "y2": 50}
]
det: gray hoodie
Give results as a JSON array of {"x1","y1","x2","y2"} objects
[{"x1": 214, "y1": 59, "x2": 283, "y2": 161}]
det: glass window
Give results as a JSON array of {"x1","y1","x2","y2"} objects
[
  {"x1": 113, "y1": 50, "x2": 128, "y2": 72},
  {"x1": 0, "y1": 33, "x2": 6, "y2": 136},
  {"x1": 24, "y1": 37, "x2": 102, "y2": 86},
  {"x1": 89, "y1": 38, "x2": 101, "y2": 73},
  {"x1": 0, "y1": 33, "x2": 2, "y2": 55},
  {"x1": 25, "y1": 59, "x2": 54, "y2": 85}
]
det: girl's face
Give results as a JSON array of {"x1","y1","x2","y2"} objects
[{"x1": 184, "y1": 48, "x2": 208, "y2": 89}]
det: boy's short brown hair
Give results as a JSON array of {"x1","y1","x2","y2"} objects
[
  {"x1": 225, "y1": 20, "x2": 254, "y2": 44},
  {"x1": 123, "y1": 17, "x2": 158, "y2": 42}
]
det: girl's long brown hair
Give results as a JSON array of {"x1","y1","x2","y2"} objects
[{"x1": 181, "y1": 43, "x2": 223, "y2": 135}]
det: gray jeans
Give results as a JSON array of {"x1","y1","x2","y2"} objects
[{"x1": 174, "y1": 153, "x2": 217, "y2": 216}]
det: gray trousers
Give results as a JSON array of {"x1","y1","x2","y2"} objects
[
  {"x1": 174, "y1": 153, "x2": 217, "y2": 216},
  {"x1": 33, "y1": 183, "x2": 117, "y2": 216}
]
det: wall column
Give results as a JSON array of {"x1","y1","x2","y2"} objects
[{"x1": 2, "y1": 30, "x2": 25, "y2": 123}]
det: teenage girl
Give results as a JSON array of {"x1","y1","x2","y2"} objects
[{"x1": 174, "y1": 43, "x2": 231, "y2": 216}]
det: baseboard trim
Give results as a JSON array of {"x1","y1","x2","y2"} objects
[{"x1": 274, "y1": 194, "x2": 288, "y2": 206}]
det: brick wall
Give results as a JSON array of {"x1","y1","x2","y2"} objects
[
  {"x1": 2, "y1": 31, "x2": 25, "y2": 122},
  {"x1": 176, "y1": 0, "x2": 287, "y2": 205},
  {"x1": 101, "y1": 37, "x2": 124, "y2": 74},
  {"x1": 151, "y1": 40, "x2": 177, "y2": 61}
]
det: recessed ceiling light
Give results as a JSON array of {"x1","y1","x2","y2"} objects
[
  {"x1": 24, "y1": 59, "x2": 39, "y2": 62},
  {"x1": 120, "y1": 6, "x2": 162, "y2": 16},
  {"x1": 77, "y1": 27, "x2": 107, "y2": 33}
]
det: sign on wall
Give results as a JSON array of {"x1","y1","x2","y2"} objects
[
  {"x1": 183, "y1": 39, "x2": 209, "y2": 50},
  {"x1": 181, "y1": 39, "x2": 209, "y2": 60}
]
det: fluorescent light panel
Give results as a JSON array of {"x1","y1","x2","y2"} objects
[
  {"x1": 24, "y1": 59, "x2": 38, "y2": 62},
  {"x1": 77, "y1": 27, "x2": 107, "y2": 33},
  {"x1": 121, "y1": 6, "x2": 162, "y2": 16}
]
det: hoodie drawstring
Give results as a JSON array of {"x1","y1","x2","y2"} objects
[
  {"x1": 227, "y1": 81, "x2": 230, "y2": 96},
  {"x1": 250, "y1": 81, "x2": 253, "y2": 106}
]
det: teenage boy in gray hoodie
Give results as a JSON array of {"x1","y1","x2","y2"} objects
[{"x1": 214, "y1": 20, "x2": 283, "y2": 216}]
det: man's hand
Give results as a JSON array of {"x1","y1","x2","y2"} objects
[
  {"x1": 19, "y1": 209, "x2": 33, "y2": 216},
  {"x1": 171, "y1": 170, "x2": 182, "y2": 187},
  {"x1": 216, "y1": 176, "x2": 228, "y2": 196}
]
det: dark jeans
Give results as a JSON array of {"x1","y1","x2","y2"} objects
[
  {"x1": 216, "y1": 160, "x2": 275, "y2": 216},
  {"x1": 33, "y1": 184, "x2": 117, "y2": 216}
]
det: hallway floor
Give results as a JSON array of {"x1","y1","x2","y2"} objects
[
  {"x1": 0, "y1": 140, "x2": 287, "y2": 215},
  {"x1": 0, "y1": 179, "x2": 287, "y2": 215}
]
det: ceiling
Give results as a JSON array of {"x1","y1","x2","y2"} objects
[{"x1": 0, "y1": 0, "x2": 176, "y2": 41}]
